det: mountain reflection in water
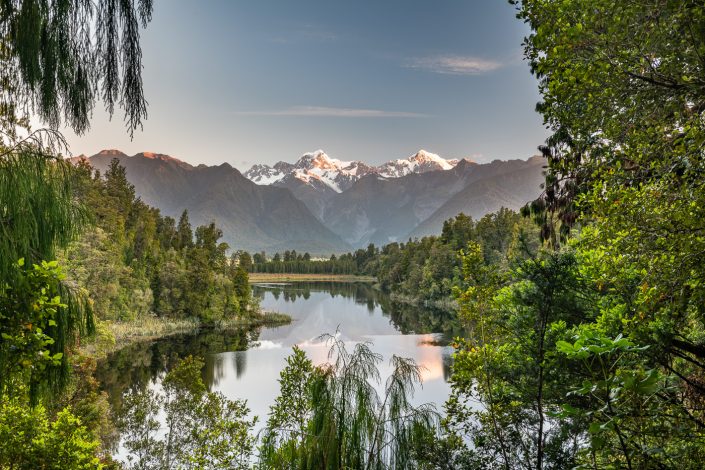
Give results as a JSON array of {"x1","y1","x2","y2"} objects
[{"x1": 96, "y1": 282, "x2": 459, "y2": 438}]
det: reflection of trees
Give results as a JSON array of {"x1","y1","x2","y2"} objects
[
  {"x1": 234, "y1": 351, "x2": 247, "y2": 378},
  {"x1": 253, "y1": 282, "x2": 384, "y2": 306},
  {"x1": 253, "y1": 282, "x2": 466, "y2": 344},
  {"x1": 95, "y1": 327, "x2": 260, "y2": 413},
  {"x1": 379, "y1": 298, "x2": 466, "y2": 343},
  {"x1": 204, "y1": 353, "x2": 226, "y2": 388},
  {"x1": 442, "y1": 353, "x2": 453, "y2": 381}
]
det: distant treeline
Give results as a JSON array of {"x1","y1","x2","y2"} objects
[
  {"x1": 241, "y1": 208, "x2": 539, "y2": 303},
  {"x1": 246, "y1": 247, "x2": 375, "y2": 275}
]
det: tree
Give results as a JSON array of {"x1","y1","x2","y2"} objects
[
  {"x1": 0, "y1": 0, "x2": 155, "y2": 401},
  {"x1": 512, "y1": 1, "x2": 705, "y2": 464},
  {"x1": 237, "y1": 250, "x2": 253, "y2": 272},
  {"x1": 447, "y1": 246, "x2": 594, "y2": 469},
  {"x1": 0, "y1": 257, "x2": 97, "y2": 405},
  {"x1": 175, "y1": 210, "x2": 194, "y2": 250},
  {"x1": 260, "y1": 335, "x2": 439, "y2": 469},
  {"x1": 194, "y1": 222, "x2": 227, "y2": 269},
  {"x1": 516, "y1": 0, "x2": 705, "y2": 245},
  {"x1": 0, "y1": 152, "x2": 94, "y2": 400},
  {"x1": 260, "y1": 346, "x2": 315, "y2": 467},
  {"x1": 231, "y1": 266, "x2": 250, "y2": 313},
  {"x1": 0, "y1": 396, "x2": 103, "y2": 469},
  {"x1": 556, "y1": 331, "x2": 690, "y2": 468}
]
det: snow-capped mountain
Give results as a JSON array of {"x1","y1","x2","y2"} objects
[
  {"x1": 245, "y1": 163, "x2": 289, "y2": 185},
  {"x1": 244, "y1": 149, "x2": 462, "y2": 193},
  {"x1": 376, "y1": 150, "x2": 460, "y2": 178},
  {"x1": 76, "y1": 148, "x2": 545, "y2": 251},
  {"x1": 244, "y1": 150, "x2": 377, "y2": 193},
  {"x1": 74, "y1": 150, "x2": 350, "y2": 253}
]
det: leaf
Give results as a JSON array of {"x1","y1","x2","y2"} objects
[
  {"x1": 588, "y1": 422, "x2": 602, "y2": 434},
  {"x1": 556, "y1": 340, "x2": 575, "y2": 354}
]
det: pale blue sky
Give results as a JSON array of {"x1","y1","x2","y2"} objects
[{"x1": 64, "y1": 0, "x2": 550, "y2": 169}]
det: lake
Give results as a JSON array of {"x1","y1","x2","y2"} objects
[{"x1": 96, "y1": 281, "x2": 459, "y2": 455}]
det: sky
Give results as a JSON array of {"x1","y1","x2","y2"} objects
[{"x1": 63, "y1": 0, "x2": 551, "y2": 170}]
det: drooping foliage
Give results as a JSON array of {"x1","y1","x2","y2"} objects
[
  {"x1": 260, "y1": 335, "x2": 439, "y2": 469},
  {"x1": 0, "y1": 150, "x2": 84, "y2": 281},
  {"x1": 0, "y1": 149, "x2": 94, "y2": 402},
  {"x1": 0, "y1": 0, "x2": 153, "y2": 135},
  {"x1": 0, "y1": 0, "x2": 154, "y2": 466}
]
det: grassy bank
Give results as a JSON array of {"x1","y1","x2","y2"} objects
[
  {"x1": 249, "y1": 273, "x2": 376, "y2": 283},
  {"x1": 80, "y1": 311, "x2": 291, "y2": 359}
]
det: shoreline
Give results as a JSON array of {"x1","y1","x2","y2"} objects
[
  {"x1": 80, "y1": 311, "x2": 292, "y2": 359},
  {"x1": 248, "y1": 273, "x2": 376, "y2": 283}
]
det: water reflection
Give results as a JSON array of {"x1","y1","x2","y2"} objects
[
  {"x1": 253, "y1": 282, "x2": 464, "y2": 344},
  {"x1": 96, "y1": 282, "x2": 459, "y2": 438},
  {"x1": 95, "y1": 327, "x2": 258, "y2": 412}
]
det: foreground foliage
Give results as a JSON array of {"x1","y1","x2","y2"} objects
[
  {"x1": 0, "y1": 394, "x2": 102, "y2": 469},
  {"x1": 432, "y1": 1, "x2": 705, "y2": 468},
  {"x1": 117, "y1": 339, "x2": 440, "y2": 470},
  {"x1": 260, "y1": 337, "x2": 439, "y2": 469}
]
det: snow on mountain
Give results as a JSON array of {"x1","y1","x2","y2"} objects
[
  {"x1": 290, "y1": 150, "x2": 380, "y2": 193},
  {"x1": 244, "y1": 164, "x2": 285, "y2": 185},
  {"x1": 244, "y1": 149, "x2": 461, "y2": 192},
  {"x1": 376, "y1": 150, "x2": 456, "y2": 178},
  {"x1": 245, "y1": 150, "x2": 377, "y2": 193}
]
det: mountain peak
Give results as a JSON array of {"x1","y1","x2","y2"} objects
[
  {"x1": 409, "y1": 149, "x2": 453, "y2": 169},
  {"x1": 297, "y1": 150, "x2": 346, "y2": 171},
  {"x1": 375, "y1": 149, "x2": 457, "y2": 177},
  {"x1": 96, "y1": 149, "x2": 127, "y2": 157},
  {"x1": 245, "y1": 149, "x2": 466, "y2": 189},
  {"x1": 413, "y1": 149, "x2": 434, "y2": 159},
  {"x1": 133, "y1": 151, "x2": 187, "y2": 165}
]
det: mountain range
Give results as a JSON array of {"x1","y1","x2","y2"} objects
[
  {"x1": 71, "y1": 150, "x2": 348, "y2": 253},
  {"x1": 72, "y1": 149, "x2": 545, "y2": 253}
]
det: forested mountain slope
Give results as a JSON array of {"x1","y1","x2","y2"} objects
[{"x1": 74, "y1": 150, "x2": 351, "y2": 253}]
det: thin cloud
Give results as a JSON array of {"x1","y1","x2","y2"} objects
[
  {"x1": 234, "y1": 106, "x2": 429, "y2": 118},
  {"x1": 408, "y1": 55, "x2": 503, "y2": 75},
  {"x1": 268, "y1": 23, "x2": 338, "y2": 44}
]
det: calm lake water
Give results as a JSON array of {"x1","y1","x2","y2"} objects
[{"x1": 96, "y1": 281, "x2": 459, "y2": 453}]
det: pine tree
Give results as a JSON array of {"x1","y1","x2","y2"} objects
[{"x1": 175, "y1": 210, "x2": 194, "y2": 250}]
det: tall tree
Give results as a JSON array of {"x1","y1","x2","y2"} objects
[
  {"x1": 175, "y1": 210, "x2": 194, "y2": 250},
  {"x1": 505, "y1": 0, "x2": 705, "y2": 465}
]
